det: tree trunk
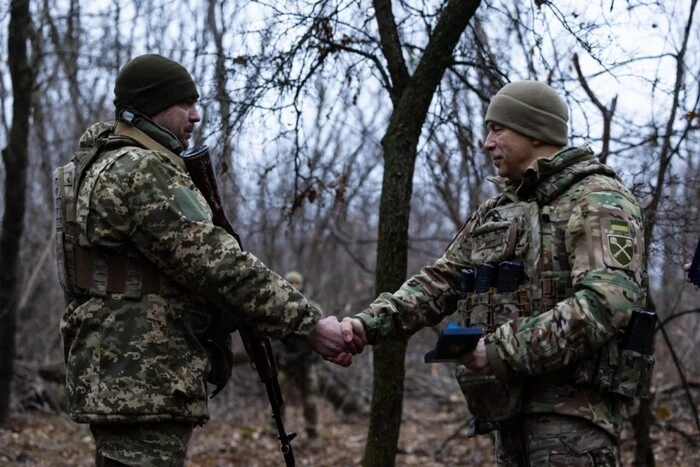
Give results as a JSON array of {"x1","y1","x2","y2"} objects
[
  {"x1": 0, "y1": 0, "x2": 33, "y2": 425},
  {"x1": 363, "y1": 1, "x2": 482, "y2": 465}
]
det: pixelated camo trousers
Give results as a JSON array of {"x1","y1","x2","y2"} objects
[
  {"x1": 495, "y1": 414, "x2": 618, "y2": 466},
  {"x1": 90, "y1": 422, "x2": 194, "y2": 467}
]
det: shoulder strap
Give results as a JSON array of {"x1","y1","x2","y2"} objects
[{"x1": 114, "y1": 122, "x2": 187, "y2": 171}]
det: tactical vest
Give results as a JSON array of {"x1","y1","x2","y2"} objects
[
  {"x1": 455, "y1": 159, "x2": 653, "y2": 425},
  {"x1": 54, "y1": 134, "x2": 168, "y2": 301}
]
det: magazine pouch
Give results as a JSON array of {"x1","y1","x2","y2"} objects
[{"x1": 455, "y1": 367, "x2": 523, "y2": 424}]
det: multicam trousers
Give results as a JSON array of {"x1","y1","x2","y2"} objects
[
  {"x1": 495, "y1": 414, "x2": 618, "y2": 466},
  {"x1": 90, "y1": 422, "x2": 195, "y2": 466}
]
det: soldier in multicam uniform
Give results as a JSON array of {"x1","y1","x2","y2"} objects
[
  {"x1": 338, "y1": 81, "x2": 651, "y2": 466},
  {"x1": 53, "y1": 54, "x2": 355, "y2": 466},
  {"x1": 272, "y1": 271, "x2": 322, "y2": 439}
]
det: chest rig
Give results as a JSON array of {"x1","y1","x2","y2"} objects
[
  {"x1": 53, "y1": 127, "x2": 170, "y2": 302},
  {"x1": 456, "y1": 161, "x2": 612, "y2": 330}
]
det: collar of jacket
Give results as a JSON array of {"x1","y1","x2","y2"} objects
[
  {"x1": 489, "y1": 145, "x2": 613, "y2": 203},
  {"x1": 114, "y1": 122, "x2": 187, "y2": 171}
]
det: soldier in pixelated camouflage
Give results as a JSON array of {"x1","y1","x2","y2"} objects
[
  {"x1": 337, "y1": 81, "x2": 651, "y2": 466},
  {"x1": 53, "y1": 54, "x2": 356, "y2": 466}
]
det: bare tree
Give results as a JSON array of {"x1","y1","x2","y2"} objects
[
  {"x1": 1, "y1": 0, "x2": 34, "y2": 425},
  {"x1": 1, "y1": 0, "x2": 699, "y2": 463},
  {"x1": 364, "y1": 1, "x2": 482, "y2": 464}
]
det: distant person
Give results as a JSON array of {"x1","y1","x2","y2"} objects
[
  {"x1": 336, "y1": 81, "x2": 652, "y2": 465},
  {"x1": 53, "y1": 54, "x2": 354, "y2": 466},
  {"x1": 272, "y1": 271, "x2": 322, "y2": 439}
]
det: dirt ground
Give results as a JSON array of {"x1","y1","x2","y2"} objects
[
  {"x1": 2, "y1": 351, "x2": 699, "y2": 466},
  {"x1": 0, "y1": 395, "x2": 493, "y2": 467},
  {"x1": 1, "y1": 389, "x2": 699, "y2": 467}
]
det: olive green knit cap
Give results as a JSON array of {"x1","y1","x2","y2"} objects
[
  {"x1": 485, "y1": 80, "x2": 569, "y2": 146},
  {"x1": 284, "y1": 271, "x2": 304, "y2": 287},
  {"x1": 114, "y1": 54, "x2": 199, "y2": 117}
]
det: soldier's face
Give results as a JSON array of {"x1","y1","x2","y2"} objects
[
  {"x1": 484, "y1": 123, "x2": 538, "y2": 180},
  {"x1": 151, "y1": 98, "x2": 201, "y2": 149}
]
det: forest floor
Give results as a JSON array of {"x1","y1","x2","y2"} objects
[
  {"x1": 1, "y1": 390, "x2": 699, "y2": 467},
  {"x1": 3, "y1": 347, "x2": 699, "y2": 466}
]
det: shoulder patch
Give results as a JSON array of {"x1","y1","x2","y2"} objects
[
  {"x1": 174, "y1": 187, "x2": 209, "y2": 222},
  {"x1": 601, "y1": 218, "x2": 634, "y2": 268}
]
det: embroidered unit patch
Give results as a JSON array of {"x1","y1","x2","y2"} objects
[{"x1": 605, "y1": 219, "x2": 634, "y2": 268}]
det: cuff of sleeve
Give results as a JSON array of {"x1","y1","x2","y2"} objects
[
  {"x1": 288, "y1": 302, "x2": 322, "y2": 339},
  {"x1": 486, "y1": 339, "x2": 510, "y2": 381},
  {"x1": 354, "y1": 310, "x2": 378, "y2": 345}
]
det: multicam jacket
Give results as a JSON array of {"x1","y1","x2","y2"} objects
[
  {"x1": 55, "y1": 121, "x2": 320, "y2": 425},
  {"x1": 355, "y1": 146, "x2": 646, "y2": 436}
]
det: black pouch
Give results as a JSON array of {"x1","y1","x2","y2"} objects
[
  {"x1": 456, "y1": 367, "x2": 523, "y2": 423},
  {"x1": 611, "y1": 309, "x2": 656, "y2": 398}
]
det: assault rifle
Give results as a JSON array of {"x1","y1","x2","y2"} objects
[{"x1": 180, "y1": 145, "x2": 296, "y2": 467}]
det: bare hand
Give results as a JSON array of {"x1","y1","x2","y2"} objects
[
  {"x1": 340, "y1": 317, "x2": 367, "y2": 355},
  {"x1": 307, "y1": 316, "x2": 367, "y2": 367},
  {"x1": 307, "y1": 316, "x2": 350, "y2": 361},
  {"x1": 323, "y1": 352, "x2": 354, "y2": 366},
  {"x1": 458, "y1": 338, "x2": 491, "y2": 374}
]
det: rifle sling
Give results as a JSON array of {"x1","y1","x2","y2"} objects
[{"x1": 114, "y1": 122, "x2": 186, "y2": 171}]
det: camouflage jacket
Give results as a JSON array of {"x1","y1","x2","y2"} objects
[
  {"x1": 355, "y1": 146, "x2": 646, "y2": 436},
  {"x1": 56, "y1": 122, "x2": 320, "y2": 425}
]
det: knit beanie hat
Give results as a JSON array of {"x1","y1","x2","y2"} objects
[
  {"x1": 284, "y1": 271, "x2": 304, "y2": 287},
  {"x1": 114, "y1": 54, "x2": 199, "y2": 117},
  {"x1": 485, "y1": 81, "x2": 568, "y2": 146}
]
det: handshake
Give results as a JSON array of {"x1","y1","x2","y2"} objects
[
  {"x1": 306, "y1": 316, "x2": 369, "y2": 367},
  {"x1": 305, "y1": 316, "x2": 491, "y2": 373}
]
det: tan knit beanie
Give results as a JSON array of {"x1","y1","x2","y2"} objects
[{"x1": 485, "y1": 81, "x2": 569, "y2": 146}]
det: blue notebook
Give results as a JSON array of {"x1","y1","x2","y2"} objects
[{"x1": 424, "y1": 323, "x2": 482, "y2": 363}]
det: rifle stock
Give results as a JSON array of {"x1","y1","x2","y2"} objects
[{"x1": 180, "y1": 145, "x2": 296, "y2": 466}]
